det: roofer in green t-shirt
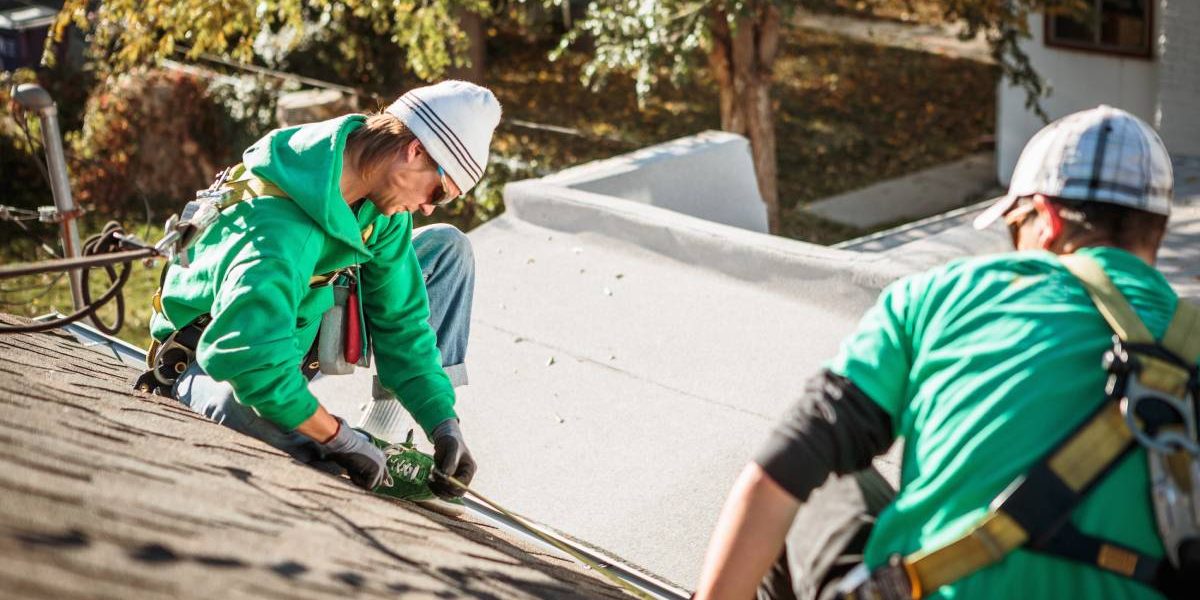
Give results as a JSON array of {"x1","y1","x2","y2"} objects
[
  {"x1": 140, "y1": 81, "x2": 501, "y2": 513},
  {"x1": 694, "y1": 106, "x2": 1200, "y2": 600}
]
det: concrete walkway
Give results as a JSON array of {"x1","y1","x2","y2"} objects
[
  {"x1": 791, "y1": 10, "x2": 998, "y2": 231},
  {"x1": 804, "y1": 151, "x2": 1000, "y2": 229},
  {"x1": 793, "y1": 8, "x2": 993, "y2": 64}
]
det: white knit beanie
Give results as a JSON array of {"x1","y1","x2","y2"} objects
[{"x1": 385, "y1": 80, "x2": 502, "y2": 194}]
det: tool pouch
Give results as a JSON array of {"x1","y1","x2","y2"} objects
[
  {"x1": 318, "y1": 272, "x2": 370, "y2": 375},
  {"x1": 133, "y1": 316, "x2": 210, "y2": 395}
]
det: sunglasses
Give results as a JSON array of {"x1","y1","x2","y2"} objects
[{"x1": 430, "y1": 165, "x2": 458, "y2": 207}]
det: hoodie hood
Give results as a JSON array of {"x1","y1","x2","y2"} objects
[{"x1": 241, "y1": 115, "x2": 370, "y2": 256}]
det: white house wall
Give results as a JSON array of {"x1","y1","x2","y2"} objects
[
  {"x1": 1156, "y1": 0, "x2": 1200, "y2": 156},
  {"x1": 996, "y1": 12, "x2": 1159, "y2": 185}
]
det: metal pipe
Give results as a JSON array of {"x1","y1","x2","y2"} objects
[{"x1": 12, "y1": 83, "x2": 87, "y2": 314}]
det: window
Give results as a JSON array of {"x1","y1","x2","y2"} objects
[{"x1": 1046, "y1": 0, "x2": 1153, "y2": 58}]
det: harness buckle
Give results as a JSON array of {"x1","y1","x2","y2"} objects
[
  {"x1": 1107, "y1": 337, "x2": 1200, "y2": 568},
  {"x1": 155, "y1": 168, "x2": 235, "y2": 268},
  {"x1": 834, "y1": 555, "x2": 915, "y2": 600},
  {"x1": 1107, "y1": 339, "x2": 1200, "y2": 456}
]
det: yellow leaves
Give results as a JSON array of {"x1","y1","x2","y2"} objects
[{"x1": 53, "y1": 0, "x2": 484, "y2": 84}]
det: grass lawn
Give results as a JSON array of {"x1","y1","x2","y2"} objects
[
  {"x1": 1, "y1": 220, "x2": 165, "y2": 349},
  {"x1": 2, "y1": 22, "x2": 995, "y2": 346}
]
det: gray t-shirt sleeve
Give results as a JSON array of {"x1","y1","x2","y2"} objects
[{"x1": 754, "y1": 369, "x2": 895, "y2": 502}]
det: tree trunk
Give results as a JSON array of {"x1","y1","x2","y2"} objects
[
  {"x1": 450, "y1": 9, "x2": 486, "y2": 84},
  {"x1": 707, "y1": 3, "x2": 782, "y2": 234}
]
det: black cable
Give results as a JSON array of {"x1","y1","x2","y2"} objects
[
  {"x1": 0, "y1": 254, "x2": 135, "y2": 334},
  {"x1": 79, "y1": 221, "x2": 129, "y2": 335},
  {"x1": 0, "y1": 223, "x2": 158, "y2": 335}
]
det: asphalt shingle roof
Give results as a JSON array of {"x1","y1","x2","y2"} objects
[{"x1": 0, "y1": 315, "x2": 630, "y2": 599}]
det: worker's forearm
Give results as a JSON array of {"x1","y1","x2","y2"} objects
[
  {"x1": 294, "y1": 405, "x2": 340, "y2": 444},
  {"x1": 694, "y1": 463, "x2": 801, "y2": 600}
]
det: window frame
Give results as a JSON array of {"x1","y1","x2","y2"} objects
[{"x1": 1044, "y1": 0, "x2": 1155, "y2": 60}]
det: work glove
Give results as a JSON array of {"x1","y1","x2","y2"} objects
[
  {"x1": 429, "y1": 418, "x2": 476, "y2": 499},
  {"x1": 320, "y1": 416, "x2": 389, "y2": 490}
]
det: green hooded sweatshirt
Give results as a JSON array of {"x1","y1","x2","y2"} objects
[{"x1": 150, "y1": 115, "x2": 456, "y2": 435}]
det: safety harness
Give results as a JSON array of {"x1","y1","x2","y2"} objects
[
  {"x1": 134, "y1": 166, "x2": 372, "y2": 395},
  {"x1": 839, "y1": 254, "x2": 1200, "y2": 600}
]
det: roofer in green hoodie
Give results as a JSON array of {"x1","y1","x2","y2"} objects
[{"x1": 145, "y1": 81, "x2": 501, "y2": 503}]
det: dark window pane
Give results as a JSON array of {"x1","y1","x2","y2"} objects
[
  {"x1": 1100, "y1": 0, "x2": 1147, "y2": 50},
  {"x1": 1052, "y1": 12, "x2": 1097, "y2": 44},
  {"x1": 1046, "y1": 0, "x2": 1151, "y2": 56}
]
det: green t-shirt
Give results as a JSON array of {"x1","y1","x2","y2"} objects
[{"x1": 830, "y1": 247, "x2": 1182, "y2": 599}]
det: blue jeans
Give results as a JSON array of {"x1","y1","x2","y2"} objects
[{"x1": 173, "y1": 224, "x2": 475, "y2": 461}]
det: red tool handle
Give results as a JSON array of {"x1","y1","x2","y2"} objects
[{"x1": 344, "y1": 280, "x2": 362, "y2": 364}]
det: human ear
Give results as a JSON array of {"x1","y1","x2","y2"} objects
[
  {"x1": 1033, "y1": 195, "x2": 1063, "y2": 250},
  {"x1": 405, "y1": 139, "x2": 424, "y2": 164}
]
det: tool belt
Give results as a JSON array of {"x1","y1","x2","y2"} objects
[
  {"x1": 134, "y1": 316, "x2": 322, "y2": 397},
  {"x1": 135, "y1": 165, "x2": 373, "y2": 395},
  {"x1": 837, "y1": 255, "x2": 1200, "y2": 600},
  {"x1": 133, "y1": 316, "x2": 213, "y2": 394}
]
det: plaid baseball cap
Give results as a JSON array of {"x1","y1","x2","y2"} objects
[{"x1": 974, "y1": 105, "x2": 1173, "y2": 229}]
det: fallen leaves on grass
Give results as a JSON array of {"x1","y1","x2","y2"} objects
[{"x1": 483, "y1": 26, "x2": 995, "y2": 244}]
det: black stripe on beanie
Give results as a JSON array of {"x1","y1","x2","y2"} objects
[
  {"x1": 406, "y1": 93, "x2": 483, "y2": 177},
  {"x1": 398, "y1": 96, "x2": 478, "y2": 181},
  {"x1": 405, "y1": 93, "x2": 483, "y2": 178},
  {"x1": 399, "y1": 94, "x2": 482, "y2": 181}
]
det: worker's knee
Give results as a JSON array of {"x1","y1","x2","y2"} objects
[
  {"x1": 174, "y1": 364, "x2": 244, "y2": 426},
  {"x1": 414, "y1": 224, "x2": 474, "y2": 275}
]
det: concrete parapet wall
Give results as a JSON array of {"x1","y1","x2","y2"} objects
[
  {"x1": 276, "y1": 89, "x2": 359, "y2": 127},
  {"x1": 504, "y1": 178, "x2": 911, "y2": 317},
  {"x1": 541, "y1": 131, "x2": 770, "y2": 233}
]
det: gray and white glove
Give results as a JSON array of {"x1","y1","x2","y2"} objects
[
  {"x1": 429, "y1": 418, "x2": 476, "y2": 499},
  {"x1": 320, "y1": 416, "x2": 388, "y2": 490}
]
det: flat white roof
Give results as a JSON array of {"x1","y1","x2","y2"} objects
[{"x1": 315, "y1": 154, "x2": 1200, "y2": 589}]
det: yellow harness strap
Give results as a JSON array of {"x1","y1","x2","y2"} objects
[
  {"x1": 218, "y1": 164, "x2": 290, "y2": 208},
  {"x1": 900, "y1": 254, "x2": 1200, "y2": 598},
  {"x1": 150, "y1": 165, "x2": 377, "y2": 314},
  {"x1": 1063, "y1": 254, "x2": 1200, "y2": 398},
  {"x1": 904, "y1": 402, "x2": 1135, "y2": 594},
  {"x1": 1058, "y1": 254, "x2": 1155, "y2": 344}
]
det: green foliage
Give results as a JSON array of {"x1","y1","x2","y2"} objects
[
  {"x1": 0, "y1": 69, "x2": 49, "y2": 213},
  {"x1": 558, "y1": 0, "x2": 1065, "y2": 119},
  {"x1": 68, "y1": 69, "x2": 237, "y2": 219},
  {"x1": 51, "y1": 0, "x2": 492, "y2": 84},
  {"x1": 551, "y1": 0, "x2": 713, "y2": 100},
  {"x1": 1, "y1": 61, "x2": 94, "y2": 212}
]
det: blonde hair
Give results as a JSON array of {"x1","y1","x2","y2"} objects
[{"x1": 345, "y1": 112, "x2": 419, "y2": 182}]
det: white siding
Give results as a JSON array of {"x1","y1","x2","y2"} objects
[
  {"x1": 1156, "y1": 0, "x2": 1200, "y2": 156},
  {"x1": 996, "y1": 12, "x2": 1158, "y2": 185}
]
